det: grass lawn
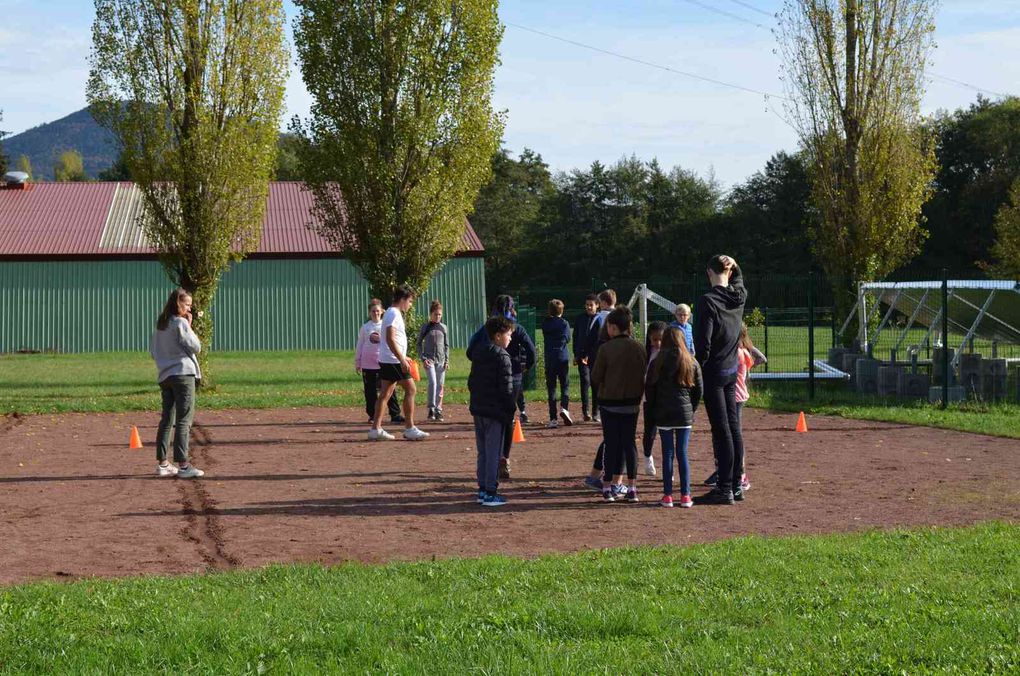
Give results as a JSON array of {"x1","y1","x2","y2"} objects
[{"x1": 0, "y1": 523, "x2": 1016, "y2": 673}]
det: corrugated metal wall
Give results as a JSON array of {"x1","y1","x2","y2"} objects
[{"x1": 0, "y1": 258, "x2": 486, "y2": 352}]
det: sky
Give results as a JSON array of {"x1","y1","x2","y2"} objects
[{"x1": 0, "y1": 0, "x2": 1017, "y2": 189}]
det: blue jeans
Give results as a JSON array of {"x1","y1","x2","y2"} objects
[
  {"x1": 545, "y1": 359, "x2": 570, "y2": 420},
  {"x1": 659, "y1": 428, "x2": 692, "y2": 496},
  {"x1": 474, "y1": 415, "x2": 505, "y2": 494}
]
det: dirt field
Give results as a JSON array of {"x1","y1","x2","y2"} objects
[{"x1": 1, "y1": 405, "x2": 1018, "y2": 586}]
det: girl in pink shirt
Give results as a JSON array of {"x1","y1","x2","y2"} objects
[{"x1": 734, "y1": 322, "x2": 766, "y2": 490}]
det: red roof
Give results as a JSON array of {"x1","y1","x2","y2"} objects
[{"x1": 0, "y1": 181, "x2": 484, "y2": 258}]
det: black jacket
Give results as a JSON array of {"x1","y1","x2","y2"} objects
[
  {"x1": 645, "y1": 350, "x2": 703, "y2": 428},
  {"x1": 694, "y1": 264, "x2": 747, "y2": 377},
  {"x1": 468, "y1": 343, "x2": 516, "y2": 424},
  {"x1": 467, "y1": 321, "x2": 535, "y2": 375},
  {"x1": 582, "y1": 310, "x2": 610, "y2": 365},
  {"x1": 572, "y1": 312, "x2": 600, "y2": 361}
]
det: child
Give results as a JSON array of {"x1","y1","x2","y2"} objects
[
  {"x1": 734, "y1": 322, "x2": 766, "y2": 491},
  {"x1": 541, "y1": 299, "x2": 573, "y2": 429},
  {"x1": 417, "y1": 300, "x2": 450, "y2": 421},
  {"x1": 591, "y1": 305, "x2": 647, "y2": 503},
  {"x1": 582, "y1": 289, "x2": 618, "y2": 492},
  {"x1": 149, "y1": 288, "x2": 204, "y2": 478},
  {"x1": 641, "y1": 321, "x2": 668, "y2": 476},
  {"x1": 355, "y1": 298, "x2": 402, "y2": 424},
  {"x1": 693, "y1": 255, "x2": 747, "y2": 505},
  {"x1": 469, "y1": 316, "x2": 517, "y2": 507},
  {"x1": 646, "y1": 327, "x2": 703, "y2": 508},
  {"x1": 671, "y1": 303, "x2": 695, "y2": 354},
  {"x1": 369, "y1": 285, "x2": 429, "y2": 442},
  {"x1": 572, "y1": 294, "x2": 600, "y2": 421}
]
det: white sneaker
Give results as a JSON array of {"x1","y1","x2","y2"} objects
[
  {"x1": 643, "y1": 456, "x2": 657, "y2": 476},
  {"x1": 403, "y1": 427, "x2": 430, "y2": 441},
  {"x1": 368, "y1": 428, "x2": 395, "y2": 441},
  {"x1": 177, "y1": 465, "x2": 204, "y2": 478},
  {"x1": 546, "y1": 420, "x2": 558, "y2": 429},
  {"x1": 157, "y1": 463, "x2": 178, "y2": 477},
  {"x1": 560, "y1": 409, "x2": 574, "y2": 426}
]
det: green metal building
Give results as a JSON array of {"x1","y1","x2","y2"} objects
[{"x1": 0, "y1": 182, "x2": 486, "y2": 352}]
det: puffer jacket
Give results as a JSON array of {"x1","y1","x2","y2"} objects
[
  {"x1": 468, "y1": 342, "x2": 516, "y2": 424},
  {"x1": 645, "y1": 349, "x2": 703, "y2": 427}
]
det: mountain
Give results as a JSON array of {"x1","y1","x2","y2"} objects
[{"x1": 3, "y1": 107, "x2": 118, "y2": 180}]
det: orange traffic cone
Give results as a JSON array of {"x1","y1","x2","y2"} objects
[
  {"x1": 129, "y1": 426, "x2": 143, "y2": 449},
  {"x1": 795, "y1": 412, "x2": 808, "y2": 433},
  {"x1": 408, "y1": 360, "x2": 421, "y2": 381},
  {"x1": 512, "y1": 417, "x2": 526, "y2": 443}
]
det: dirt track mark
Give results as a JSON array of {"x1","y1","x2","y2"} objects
[
  {"x1": 175, "y1": 422, "x2": 240, "y2": 571},
  {"x1": 0, "y1": 412, "x2": 25, "y2": 436}
]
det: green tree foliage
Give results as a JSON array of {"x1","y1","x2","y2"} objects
[
  {"x1": 778, "y1": 0, "x2": 938, "y2": 329},
  {"x1": 468, "y1": 148, "x2": 554, "y2": 294},
  {"x1": 986, "y1": 178, "x2": 1020, "y2": 278},
  {"x1": 15, "y1": 155, "x2": 32, "y2": 178},
  {"x1": 0, "y1": 110, "x2": 7, "y2": 175},
  {"x1": 292, "y1": 0, "x2": 505, "y2": 300},
  {"x1": 97, "y1": 150, "x2": 131, "y2": 181},
  {"x1": 88, "y1": 0, "x2": 289, "y2": 380},
  {"x1": 914, "y1": 97, "x2": 1020, "y2": 275},
  {"x1": 274, "y1": 133, "x2": 303, "y2": 181},
  {"x1": 53, "y1": 149, "x2": 88, "y2": 181}
]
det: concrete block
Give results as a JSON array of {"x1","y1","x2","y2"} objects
[
  {"x1": 931, "y1": 348, "x2": 957, "y2": 385},
  {"x1": 841, "y1": 352, "x2": 863, "y2": 379},
  {"x1": 855, "y1": 358, "x2": 880, "y2": 394},
  {"x1": 877, "y1": 365, "x2": 904, "y2": 396},
  {"x1": 897, "y1": 371, "x2": 929, "y2": 398},
  {"x1": 982, "y1": 359, "x2": 1007, "y2": 377},
  {"x1": 929, "y1": 385, "x2": 965, "y2": 404},
  {"x1": 828, "y1": 347, "x2": 848, "y2": 370}
]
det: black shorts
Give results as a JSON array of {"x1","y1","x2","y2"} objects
[{"x1": 379, "y1": 361, "x2": 409, "y2": 383}]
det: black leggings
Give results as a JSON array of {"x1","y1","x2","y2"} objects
[
  {"x1": 600, "y1": 409, "x2": 639, "y2": 481},
  {"x1": 362, "y1": 369, "x2": 400, "y2": 419},
  {"x1": 702, "y1": 372, "x2": 743, "y2": 492}
]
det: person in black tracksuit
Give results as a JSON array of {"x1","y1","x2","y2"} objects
[
  {"x1": 466, "y1": 295, "x2": 535, "y2": 478},
  {"x1": 572, "y1": 294, "x2": 600, "y2": 421},
  {"x1": 693, "y1": 255, "x2": 747, "y2": 505},
  {"x1": 469, "y1": 317, "x2": 517, "y2": 506}
]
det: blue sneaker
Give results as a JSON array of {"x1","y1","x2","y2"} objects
[
  {"x1": 584, "y1": 476, "x2": 603, "y2": 492},
  {"x1": 477, "y1": 490, "x2": 487, "y2": 504},
  {"x1": 611, "y1": 484, "x2": 628, "y2": 498},
  {"x1": 482, "y1": 493, "x2": 507, "y2": 507}
]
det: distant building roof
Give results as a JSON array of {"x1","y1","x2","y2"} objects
[{"x1": 0, "y1": 181, "x2": 484, "y2": 258}]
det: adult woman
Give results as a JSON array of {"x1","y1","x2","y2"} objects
[{"x1": 149, "y1": 288, "x2": 204, "y2": 478}]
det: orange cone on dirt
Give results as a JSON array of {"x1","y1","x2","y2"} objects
[
  {"x1": 408, "y1": 359, "x2": 421, "y2": 381},
  {"x1": 512, "y1": 417, "x2": 526, "y2": 443},
  {"x1": 129, "y1": 426, "x2": 143, "y2": 449},
  {"x1": 795, "y1": 411, "x2": 808, "y2": 433}
]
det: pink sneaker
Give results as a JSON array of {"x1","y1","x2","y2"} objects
[
  {"x1": 660, "y1": 495, "x2": 674, "y2": 508},
  {"x1": 679, "y1": 494, "x2": 693, "y2": 508},
  {"x1": 740, "y1": 474, "x2": 751, "y2": 491}
]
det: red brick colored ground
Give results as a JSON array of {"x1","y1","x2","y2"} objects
[{"x1": 1, "y1": 406, "x2": 1017, "y2": 586}]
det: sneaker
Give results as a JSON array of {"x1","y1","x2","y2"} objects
[
  {"x1": 696, "y1": 488, "x2": 735, "y2": 505},
  {"x1": 427, "y1": 409, "x2": 436, "y2": 421},
  {"x1": 177, "y1": 465, "x2": 204, "y2": 479},
  {"x1": 546, "y1": 420, "x2": 558, "y2": 429},
  {"x1": 368, "y1": 427, "x2": 395, "y2": 441},
  {"x1": 740, "y1": 474, "x2": 751, "y2": 491},
  {"x1": 499, "y1": 458, "x2": 511, "y2": 480},
  {"x1": 403, "y1": 427, "x2": 429, "y2": 441},
  {"x1": 482, "y1": 493, "x2": 507, "y2": 507},
  {"x1": 583, "y1": 413, "x2": 592, "y2": 422},
  {"x1": 602, "y1": 489, "x2": 616, "y2": 503},
  {"x1": 643, "y1": 456, "x2": 656, "y2": 476},
  {"x1": 703, "y1": 471, "x2": 718, "y2": 487},
  {"x1": 660, "y1": 495, "x2": 674, "y2": 508},
  {"x1": 592, "y1": 413, "x2": 601, "y2": 424},
  {"x1": 611, "y1": 483, "x2": 629, "y2": 498},
  {"x1": 679, "y1": 494, "x2": 693, "y2": 508},
  {"x1": 733, "y1": 487, "x2": 745, "y2": 502},
  {"x1": 584, "y1": 476, "x2": 603, "y2": 491},
  {"x1": 625, "y1": 487, "x2": 639, "y2": 503},
  {"x1": 157, "y1": 463, "x2": 178, "y2": 477},
  {"x1": 435, "y1": 410, "x2": 445, "y2": 422},
  {"x1": 560, "y1": 409, "x2": 574, "y2": 426},
  {"x1": 390, "y1": 414, "x2": 405, "y2": 424},
  {"x1": 519, "y1": 412, "x2": 530, "y2": 425},
  {"x1": 477, "y1": 490, "x2": 488, "y2": 504}
]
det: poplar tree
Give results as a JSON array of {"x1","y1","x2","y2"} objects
[
  {"x1": 778, "y1": 0, "x2": 939, "y2": 332},
  {"x1": 88, "y1": 0, "x2": 288, "y2": 379},
  {"x1": 54, "y1": 150, "x2": 87, "y2": 181},
  {"x1": 987, "y1": 179, "x2": 1020, "y2": 278},
  {"x1": 292, "y1": 0, "x2": 504, "y2": 300}
]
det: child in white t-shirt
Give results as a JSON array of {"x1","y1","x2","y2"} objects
[{"x1": 369, "y1": 285, "x2": 429, "y2": 441}]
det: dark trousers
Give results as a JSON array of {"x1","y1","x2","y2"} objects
[
  {"x1": 703, "y1": 372, "x2": 742, "y2": 493},
  {"x1": 577, "y1": 362, "x2": 592, "y2": 415},
  {"x1": 475, "y1": 415, "x2": 505, "y2": 494},
  {"x1": 545, "y1": 359, "x2": 570, "y2": 420},
  {"x1": 735, "y1": 401, "x2": 745, "y2": 473},
  {"x1": 641, "y1": 402, "x2": 655, "y2": 458},
  {"x1": 503, "y1": 375, "x2": 524, "y2": 458},
  {"x1": 362, "y1": 369, "x2": 400, "y2": 420},
  {"x1": 514, "y1": 373, "x2": 527, "y2": 414},
  {"x1": 600, "y1": 409, "x2": 639, "y2": 481}
]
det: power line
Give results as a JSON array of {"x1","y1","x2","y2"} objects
[
  {"x1": 724, "y1": 0, "x2": 776, "y2": 18},
  {"x1": 931, "y1": 73, "x2": 1008, "y2": 99},
  {"x1": 505, "y1": 22, "x2": 789, "y2": 101},
  {"x1": 679, "y1": 0, "x2": 770, "y2": 30}
]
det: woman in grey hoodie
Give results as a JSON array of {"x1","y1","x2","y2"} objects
[{"x1": 149, "y1": 288, "x2": 204, "y2": 478}]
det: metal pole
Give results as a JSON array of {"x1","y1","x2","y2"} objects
[
  {"x1": 764, "y1": 306, "x2": 769, "y2": 373},
  {"x1": 639, "y1": 284, "x2": 648, "y2": 339},
  {"x1": 942, "y1": 269, "x2": 949, "y2": 409},
  {"x1": 808, "y1": 272, "x2": 815, "y2": 400}
]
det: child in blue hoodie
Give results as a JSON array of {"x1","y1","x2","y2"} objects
[{"x1": 540, "y1": 299, "x2": 573, "y2": 429}]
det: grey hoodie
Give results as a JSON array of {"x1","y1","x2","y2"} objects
[{"x1": 149, "y1": 316, "x2": 202, "y2": 383}]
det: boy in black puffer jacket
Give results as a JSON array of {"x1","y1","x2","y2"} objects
[{"x1": 469, "y1": 316, "x2": 516, "y2": 507}]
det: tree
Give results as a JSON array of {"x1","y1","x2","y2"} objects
[
  {"x1": 292, "y1": 0, "x2": 505, "y2": 300},
  {"x1": 54, "y1": 149, "x2": 88, "y2": 181},
  {"x1": 274, "y1": 133, "x2": 304, "y2": 181},
  {"x1": 97, "y1": 150, "x2": 131, "y2": 181},
  {"x1": 0, "y1": 109, "x2": 8, "y2": 175},
  {"x1": 88, "y1": 0, "x2": 288, "y2": 380},
  {"x1": 15, "y1": 155, "x2": 32, "y2": 178},
  {"x1": 778, "y1": 0, "x2": 938, "y2": 331},
  {"x1": 986, "y1": 178, "x2": 1020, "y2": 278}
]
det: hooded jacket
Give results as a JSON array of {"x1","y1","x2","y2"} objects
[
  {"x1": 466, "y1": 320, "x2": 535, "y2": 375},
  {"x1": 693, "y1": 264, "x2": 747, "y2": 378}
]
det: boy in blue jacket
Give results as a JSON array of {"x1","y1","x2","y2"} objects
[
  {"x1": 572, "y1": 294, "x2": 599, "y2": 421},
  {"x1": 469, "y1": 316, "x2": 516, "y2": 507},
  {"x1": 541, "y1": 299, "x2": 573, "y2": 429}
]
